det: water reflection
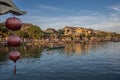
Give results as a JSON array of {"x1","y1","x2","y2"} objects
[
  {"x1": 0, "y1": 45, "x2": 43, "y2": 62},
  {"x1": 65, "y1": 43, "x2": 92, "y2": 55},
  {"x1": 17, "y1": 45, "x2": 42, "y2": 58},
  {"x1": 0, "y1": 42, "x2": 110, "y2": 62},
  {"x1": 13, "y1": 64, "x2": 16, "y2": 75},
  {"x1": 0, "y1": 47, "x2": 10, "y2": 62},
  {"x1": 0, "y1": 42, "x2": 120, "y2": 80},
  {"x1": 8, "y1": 50, "x2": 20, "y2": 75}
]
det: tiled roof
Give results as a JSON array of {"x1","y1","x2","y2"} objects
[{"x1": 0, "y1": 0, "x2": 26, "y2": 15}]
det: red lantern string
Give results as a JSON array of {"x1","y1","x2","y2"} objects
[{"x1": 5, "y1": 16, "x2": 22, "y2": 75}]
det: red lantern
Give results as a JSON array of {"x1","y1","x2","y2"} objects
[
  {"x1": 5, "y1": 17, "x2": 22, "y2": 31},
  {"x1": 7, "y1": 35, "x2": 21, "y2": 47},
  {"x1": 9, "y1": 51, "x2": 21, "y2": 63}
]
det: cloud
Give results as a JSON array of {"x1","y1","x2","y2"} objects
[
  {"x1": 1, "y1": 4, "x2": 120, "y2": 33},
  {"x1": 16, "y1": 9, "x2": 120, "y2": 33},
  {"x1": 38, "y1": 5, "x2": 61, "y2": 11},
  {"x1": 32, "y1": 4, "x2": 75, "y2": 14},
  {"x1": 107, "y1": 4, "x2": 120, "y2": 12}
]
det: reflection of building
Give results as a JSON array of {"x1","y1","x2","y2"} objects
[
  {"x1": 73, "y1": 43, "x2": 82, "y2": 55},
  {"x1": 0, "y1": 31, "x2": 2, "y2": 35},
  {"x1": 84, "y1": 44, "x2": 90, "y2": 53},
  {"x1": 64, "y1": 43, "x2": 74, "y2": 55},
  {"x1": 64, "y1": 43, "x2": 91, "y2": 56},
  {"x1": 0, "y1": 31, "x2": 2, "y2": 41}
]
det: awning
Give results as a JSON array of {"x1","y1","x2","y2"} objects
[{"x1": 0, "y1": 0, "x2": 26, "y2": 16}]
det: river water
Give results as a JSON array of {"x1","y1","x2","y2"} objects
[{"x1": 0, "y1": 42, "x2": 120, "y2": 80}]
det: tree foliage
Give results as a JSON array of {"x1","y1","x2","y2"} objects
[
  {"x1": 16, "y1": 31, "x2": 29, "y2": 38},
  {"x1": 27, "y1": 25, "x2": 44, "y2": 39},
  {"x1": 0, "y1": 23, "x2": 9, "y2": 37},
  {"x1": 0, "y1": 22, "x2": 120, "y2": 40},
  {"x1": 58, "y1": 29, "x2": 64, "y2": 35}
]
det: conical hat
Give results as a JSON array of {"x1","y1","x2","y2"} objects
[{"x1": 0, "y1": 0, "x2": 26, "y2": 16}]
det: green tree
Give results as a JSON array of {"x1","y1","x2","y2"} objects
[
  {"x1": 0, "y1": 23, "x2": 9, "y2": 37},
  {"x1": 16, "y1": 30, "x2": 29, "y2": 38},
  {"x1": 58, "y1": 29, "x2": 64, "y2": 35},
  {"x1": 27, "y1": 25, "x2": 44, "y2": 39},
  {"x1": 99, "y1": 31, "x2": 108, "y2": 38}
]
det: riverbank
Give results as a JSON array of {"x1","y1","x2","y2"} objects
[{"x1": 0, "y1": 38, "x2": 120, "y2": 48}]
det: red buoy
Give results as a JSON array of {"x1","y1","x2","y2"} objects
[
  {"x1": 7, "y1": 35, "x2": 21, "y2": 47},
  {"x1": 9, "y1": 51, "x2": 21, "y2": 63},
  {"x1": 5, "y1": 17, "x2": 22, "y2": 31}
]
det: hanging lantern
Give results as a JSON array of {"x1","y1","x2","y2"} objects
[
  {"x1": 7, "y1": 35, "x2": 21, "y2": 47},
  {"x1": 5, "y1": 17, "x2": 22, "y2": 31},
  {"x1": 9, "y1": 51, "x2": 21, "y2": 63}
]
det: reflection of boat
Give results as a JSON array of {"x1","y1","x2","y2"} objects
[{"x1": 47, "y1": 45, "x2": 65, "y2": 51}]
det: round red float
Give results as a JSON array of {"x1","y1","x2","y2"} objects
[
  {"x1": 5, "y1": 17, "x2": 22, "y2": 31},
  {"x1": 9, "y1": 51, "x2": 21, "y2": 63},
  {"x1": 7, "y1": 35, "x2": 21, "y2": 47}
]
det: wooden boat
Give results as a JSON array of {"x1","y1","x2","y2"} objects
[{"x1": 46, "y1": 45, "x2": 65, "y2": 51}]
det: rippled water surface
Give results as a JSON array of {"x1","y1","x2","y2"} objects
[{"x1": 0, "y1": 42, "x2": 120, "y2": 80}]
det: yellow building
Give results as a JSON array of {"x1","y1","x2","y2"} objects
[
  {"x1": 45, "y1": 28, "x2": 57, "y2": 33},
  {"x1": 64, "y1": 26, "x2": 76, "y2": 36},
  {"x1": 63, "y1": 26, "x2": 93, "y2": 37},
  {"x1": 63, "y1": 26, "x2": 95, "y2": 42},
  {"x1": 74, "y1": 27, "x2": 83, "y2": 36},
  {"x1": 44, "y1": 28, "x2": 58, "y2": 40}
]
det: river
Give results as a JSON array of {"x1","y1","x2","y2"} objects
[{"x1": 0, "y1": 42, "x2": 120, "y2": 80}]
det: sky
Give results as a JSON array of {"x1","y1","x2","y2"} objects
[{"x1": 1, "y1": 0, "x2": 120, "y2": 33}]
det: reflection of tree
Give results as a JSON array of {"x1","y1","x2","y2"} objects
[
  {"x1": 17, "y1": 45, "x2": 43, "y2": 58},
  {"x1": 0, "y1": 47, "x2": 10, "y2": 62},
  {"x1": 82, "y1": 43, "x2": 91, "y2": 54},
  {"x1": 0, "y1": 42, "x2": 111, "y2": 63},
  {"x1": 0, "y1": 45, "x2": 43, "y2": 62}
]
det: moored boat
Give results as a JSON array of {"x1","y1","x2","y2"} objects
[{"x1": 47, "y1": 45, "x2": 65, "y2": 51}]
